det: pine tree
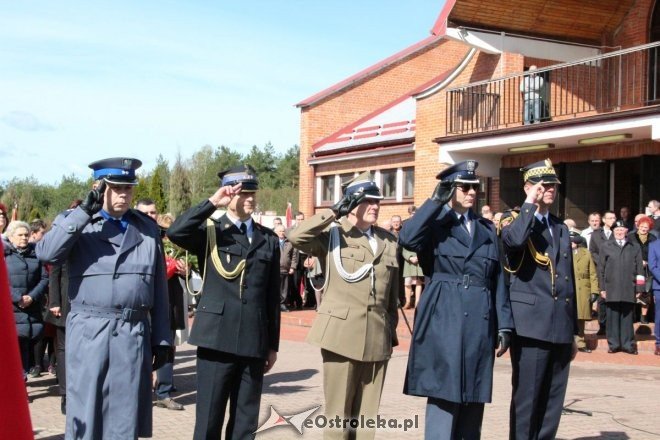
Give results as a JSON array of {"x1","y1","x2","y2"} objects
[{"x1": 169, "y1": 152, "x2": 192, "y2": 216}]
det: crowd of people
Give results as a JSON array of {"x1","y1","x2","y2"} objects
[{"x1": 2, "y1": 157, "x2": 660, "y2": 440}]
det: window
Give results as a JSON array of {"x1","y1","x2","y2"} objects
[
  {"x1": 380, "y1": 169, "x2": 397, "y2": 199},
  {"x1": 320, "y1": 175, "x2": 335, "y2": 203},
  {"x1": 403, "y1": 168, "x2": 414, "y2": 198}
]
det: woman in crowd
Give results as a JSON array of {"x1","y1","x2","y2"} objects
[
  {"x1": 3, "y1": 221, "x2": 48, "y2": 379},
  {"x1": 628, "y1": 215, "x2": 657, "y2": 323},
  {"x1": 570, "y1": 229, "x2": 599, "y2": 353}
]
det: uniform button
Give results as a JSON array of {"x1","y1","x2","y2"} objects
[
  {"x1": 565, "y1": 298, "x2": 570, "y2": 303},
  {"x1": 328, "y1": 309, "x2": 332, "y2": 313},
  {"x1": 112, "y1": 331, "x2": 118, "y2": 336},
  {"x1": 242, "y1": 299, "x2": 247, "y2": 304},
  {"x1": 555, "y1": 274, "x2": 558, "y2": 278},
  {"x1": 321, "y1": 215, "x2": 326, "y2": 220},
  {"x1": 565, "y1": 276, "x2": 569, "y2": 281},
  {"x1": 464, "y1": 312, "x2": 468, "y2": 316},
  {"x1": 554, "y1": 297, "x2": 558, "y2": 301},
  {"x1": 113, "y1": 274, "x2": 119, "y2": 279},
  {"x1": 482, "y1": 287, "x2": 486, "y2": 291},
  {"x1": 67, "y1": 225, "x2": 76, "y2": 232},
  {"x1": 367, "y1": 306, "x2": 372, "y2": 311}
]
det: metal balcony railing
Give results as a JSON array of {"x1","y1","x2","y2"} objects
[{"x1": 446, "y1": 41, "x2": 660, "y2": 135}]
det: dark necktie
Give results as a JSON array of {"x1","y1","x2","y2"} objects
[
  {"x1": 239, "y1": 223, "x2": 247, "y2": 235},
  {"x1": 541, "y1": 217, "x2": 553, "y2": 246},
  {"x1": 459, "y1": 215, "x2": 471, "y2": 237}
]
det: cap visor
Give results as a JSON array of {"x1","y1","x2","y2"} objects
[
  {"x1": 103, "y1": 177, "x2": 138, "y2": 186},
  {"x1": 454, "y1": 178, "x2": 480, "y2": 184}
]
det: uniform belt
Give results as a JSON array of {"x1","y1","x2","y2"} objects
[
  {"x1": 431, "y1": 273, "x2": 487, "y2": 289},
  {"x1": 71, "y1": 303, "x2": 147, "y2": 322}
]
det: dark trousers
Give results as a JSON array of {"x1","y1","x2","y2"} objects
[
  {"x1": 55, "y1": 326, "x2": 66, "y2": 395},
  {"x1": 155, "y1": 330, "x2": 176, "y2": 400},
  {"x1": 597, "y1": 297, "x2": 607, "y2": 330},
  {"x1": 279, "y1": 273, "x2": 290, "y2": 305},
  {"x1": 33, "y1": 335, "x2": 55, "y2": 371},
  {"x1": 605, "y1": 302, "x2": 635, "y2": 352},
  {"x1": 194, "y1": 348, "x2": 265, "y2": 440},
  {"x1": 510, "y1": 336, "x2": 572, "y2": 440},
  {"x1": 289, "y1": 269, "x2": 304, "y2": 308},
  {"x1": 426, "y1": 398, "x2": 484, "y2": 440}
]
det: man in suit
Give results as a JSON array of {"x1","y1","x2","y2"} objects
[
  {"x1": 399, "y1": 160, "x2": 514, "y2": 439},
  {"x1": 37, "y1": 158, "x2": 171, "y2": 439},
  {"x1": 501, "y1": 159, "x2": 578, "y2": 440},
  {"x1": 166, "y1": 164, "x2": 280, "y2": 439},
  {"x1": 589, "y1": 210, "x2": 616, "y2": 334},
  {"x1": 580, "y1": 212, "x2": 601, "y2": 249},
  {"x1": 598, "y1": 220, "x2": 644, "y2": 354},
  {"x1": 287, "y1": 171, "x2": 399, "y2": 440},
  {"x1": 275, "y1": 224, "x2": 297, "y2": 312}
]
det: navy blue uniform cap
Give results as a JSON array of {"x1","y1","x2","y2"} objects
[
  {"x1": 88, "y1": 157, "x2": 142, "y2": 185},
  {"x1": 521, "y1": 159, "x2": 561, "y2": 184},
  {"x1": 436, "y1": 160, "x2": 479, "y2": 184},
  {"x1": 218, "y1": 164, "x2": 259, "y2": 192}
]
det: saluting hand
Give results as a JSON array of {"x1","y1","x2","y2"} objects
[
  {"x1": 524, "y1": 181, "x2": 545, "y2": 204},
  {"x1": 209, "y1": 183, "x2": 242, "y2": 208}
]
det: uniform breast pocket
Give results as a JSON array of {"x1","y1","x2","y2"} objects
[
  {"x1": 340, "y1": 247, "x2": 366, "y2": 273},
  {"x1": 218, "y1": 244, "x2": 243, "y2": 266}
]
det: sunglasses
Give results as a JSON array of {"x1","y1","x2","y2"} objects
[{"x1": 453, "y1": 183, "x2": 480, "y2": 192}]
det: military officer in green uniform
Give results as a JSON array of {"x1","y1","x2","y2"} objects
[{"x1": 287, "y1": 171, "x2": 400, "y2": 440}]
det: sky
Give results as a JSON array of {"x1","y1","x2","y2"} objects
[{"x1": 0, "y1": 1, "x2": 444, "y2": 184}]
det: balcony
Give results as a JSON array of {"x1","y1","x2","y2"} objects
[{"x1": 446, "y1": 41, "x2": 660, "y2": 135}]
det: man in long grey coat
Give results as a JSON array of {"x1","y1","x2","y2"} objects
[{"x1": 37, "y1": 157, "x2": 171, "y2": 440}]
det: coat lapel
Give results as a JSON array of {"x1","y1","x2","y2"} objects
[
  {"x1": 451, "y1": 216, "x2": 471, "y2": 249},
  {"x1": 249, "y1": 225, "x2": 266, "y2": 253},
  {"x1": 467, "y1": 218, "x2": 489, "y2": 258},
  {"x1": 219, "y1": 215, "x2": 250, "y2": 250},
  {"x1": 97, "y1": 217, "x2": 124, "y2": 248},
  {"x1": 119, "y1": 222, "x2": 144, "y2": 257}
]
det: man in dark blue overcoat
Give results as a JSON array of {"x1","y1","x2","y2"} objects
[
  {"x1": 501, "y1": 159, "x2": 578, "y2": 440},
  {"x1": 399, "y1": 160, "x2": 514, "y2": 439}
]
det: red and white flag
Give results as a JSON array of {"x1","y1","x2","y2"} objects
[
  {"x1": 0, "y1": 241, "x2": 33, "y2": 439},
  {"x1": 285, "y1": 202, "x2": 292, "y2": 228}
]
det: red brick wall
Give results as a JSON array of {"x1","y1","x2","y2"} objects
[
  {"x1": 298, "y1": 38, "x2": 471, "y2": 216},
  {"x1": 611, "y1": 0, "x2": 654, "y2": 48}
]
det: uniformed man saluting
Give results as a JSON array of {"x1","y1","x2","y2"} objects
[
  {"x1": 37, "y1": 157, "x2": 172, "y2": 440},
  {"x1": 399, "y1": 160, "x2": 513, "y2": 440},
  {"x1": 501, "y1": 159, "x2": 578, "y2": 440},
  {"x1": 287, "y1": 171, "x2": 399, "y2": 440},
  {"x1": 166, "y1": 165, "x2": 280, "y2": 439}
]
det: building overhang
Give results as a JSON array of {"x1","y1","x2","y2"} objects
[
  {"x1": 436, "y1": 107, "x2": 660, "y2": 176},
  {"x1": 308, "y1": 143, "x2": 415, "y2": 166},
  {"x1": 434, "y1": 0, "x2": 636, "y2": 46}
]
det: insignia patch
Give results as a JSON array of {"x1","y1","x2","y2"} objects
[{"x1": 227, "y1": 254, "x2": 231, "y2": 264}]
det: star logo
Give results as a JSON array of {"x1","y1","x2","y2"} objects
[{"x1": 254, "y1": 405, "x2": 321, "y2": 435}]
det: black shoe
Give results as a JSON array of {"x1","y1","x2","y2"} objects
[
  {"x1": 640, "y1": 316, "x2": 649, "y2": 324},
  {"x1": 607, "y1": 348, "x2": 620, "y2": 353},
  {"x1": 596, "y1": 328, "x2": 606, "y2": 336},
  {"x1": 625, "y1": 348, "x2": 638, "y2": 355},
  {"x1": 578, "y1": 347, "x2": 592, "y2": 353},
  {"x1": 280, "y1": 305, "x2": 290, "y2": 312},
  {"x1": 29, "y1": 366, "x2": 42, "y2": 378},
  {"x1": 61, "y1": 395, "x2": 66, "y2": 415}
]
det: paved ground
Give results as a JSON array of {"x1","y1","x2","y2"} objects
[{"x1": 28, "y1": 320, "x2": 660, "y2": 440}]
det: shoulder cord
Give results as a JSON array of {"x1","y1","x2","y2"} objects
[
  {"x1": 185, "y1": 218, "x2": 247, "y2": 297},
  {"x1": 503, "y1": 238, "x2": 555, "y2": 292},
  {"x1": 327, "y1": 224, "x2": 375, "y2": 295}
]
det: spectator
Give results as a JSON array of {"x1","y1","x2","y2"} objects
[
  {"x1": 646, "y1": 200, "x2": 660, "y2": 233},
  {"x1": 648, "y1": 239, "x2": 660, "y2": 355},
  {"x1": 628, "y1": 216, "x2": 657, "y2": 324},
  {"x1": 401, "y1": 247, "x2": 424, "y2": 310},
  {"x1": 481, "y1": 204, "x2": 493, "y2": 220},
  {"x1": 134, "y1": 205, "x2": 185, "y2": 412},
  {"x1": 569, "y1": 229, "x2": 599, "y2": 353},
  {"x1": 275, "y1": 224, "x2": 297, "y2": 312},
  {"x1": 493, "y1": 211, "x2": 503, "y2": 230},
  {"x1": 37, "y1": 157, "x2": 171, "y2": 439},
  {"x1": 590, "y1": 210, "x2": 616, "y2": 335},
  {"x1": 287, "y1": 212, "x2": 308, "y2": 309},
  {"x1": 304, "y1": 255, "x2": 324, "y2": 310},
  {"x1": 389, "y1": 215, "x2": 402, "y2": 237},
  {"x1": 0, "y1": 203, "x2": 8, "y2": 235},
  {"x1": 520, "y1": 65, "x2": 544, "y2": 124},
  {"x1": 3, "y1": 221, "x2": 48, "y2": 382},
  {"x1": 272, "y1": 217, "x2": 282, "y2": 228},
  {"x1": 620, "y1": 206, "x2": 634, "y2": 230},
  {"x1": 598, "y1": 220, "x2": 644, "y2": 354},
  {"x1": 28, "y1": 219, "x2": 54, "y2": 379},
  {"x1": 581, "y1": 212, "x2": 601, "y2": 248}
]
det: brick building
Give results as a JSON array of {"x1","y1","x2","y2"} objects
[{"x1": 296, "y1": 0, "x2": 660, "y2": 227}]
